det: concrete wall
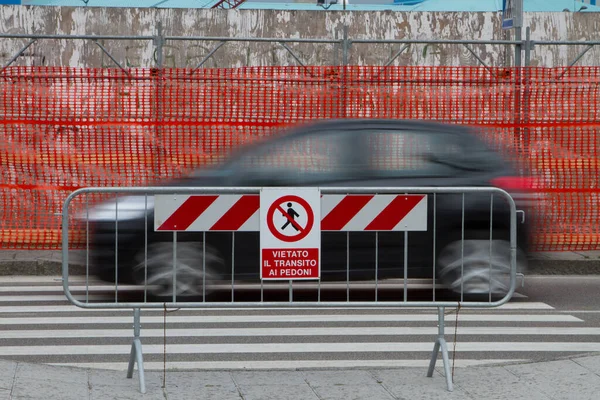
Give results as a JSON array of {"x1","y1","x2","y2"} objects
[{"x1": 0, "y1": 5, "x2": 599, "y2": 68}]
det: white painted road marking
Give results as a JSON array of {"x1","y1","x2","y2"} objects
[
  {"x1": 51, "y1": 359, "x2": 530, "y2": 371},
  {"x1": 1, "y1": 342, "x2": 600, "y2": 356},
  {"x1": 0, "y1": 314, "x2": 582, "y2": 325},
  {"x1": 0, "y1": 326, "x2": 598, "y2": 339}
]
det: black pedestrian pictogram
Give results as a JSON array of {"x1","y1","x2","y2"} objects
[
  {"x1": 281, "y1": 202, "x2": 300, "y2": 231},
  {"x1": 266, "y1": 194, "x2": 315, "y2": 243}
]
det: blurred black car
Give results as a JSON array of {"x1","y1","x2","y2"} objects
[{"x1": 76, "y1": 120, "x2": 535, "y2": 298}]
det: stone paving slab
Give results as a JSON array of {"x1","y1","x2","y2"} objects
[
  {"x1": 504, "y1": 359, "x2": 600, "y2": 400},
  {"x1": 572, "y1": 354, "x2": 600, "y2": 375},
  {"x1": 372, "y1": 369, "x2": 472, "y2": 400},
  {"x1": 0, "y1": 361, "x2": 17, "y2": 391},
  {"x1": 3, "y1": 354, "x2": 600, "y2": 400},
  {"x1": 450, "y1": 365, "x2": 549, "y2": 400},
  {"x1": 238, "y1": 384, "x2": 321, "y2": 400}
]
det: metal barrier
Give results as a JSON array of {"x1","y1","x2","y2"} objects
[{"x1": 62, "y1": 186, "x2": 518, "y2": 394}]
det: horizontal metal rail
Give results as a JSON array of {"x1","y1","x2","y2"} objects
[{"x1": 62, "y1": 186, "x2": 517, "y2": 310}]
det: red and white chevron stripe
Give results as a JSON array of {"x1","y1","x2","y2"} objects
[
  {"x1": 154, "y1": 194, "x2": 427, "y2": 232},
  {"x1": 155, "y1": 194, "x2": 259, "y2": 232},
  {"x1": 321, "y1": 194, "x2": 427, "y2": 231}
]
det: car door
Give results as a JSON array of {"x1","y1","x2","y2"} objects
[
  {"x1": 215, "y1": 128, "x2": 362, "y2": 280},
  {"x1": 337, "y1": 126, "x2": 476, "y2": 282}
]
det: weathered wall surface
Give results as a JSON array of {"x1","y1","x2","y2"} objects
[{"x1": 0, "y1": 5, "x2": 599, "y2": 68}]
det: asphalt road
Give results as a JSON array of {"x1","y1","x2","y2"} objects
[{"x1": 0, "y1": 275, "x2": 599, "y2": 371}]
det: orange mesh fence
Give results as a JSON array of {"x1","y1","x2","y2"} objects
[{"x1": 0, "y1": 66, "x2": 598, "y2": 251}]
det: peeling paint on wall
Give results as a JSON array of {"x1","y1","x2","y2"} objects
[{"x1": 0, "y1": 6, "x2": 599, "y2": 68}]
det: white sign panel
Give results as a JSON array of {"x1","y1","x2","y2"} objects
[{"x1": 260, "y1": 187, "x2": 321, "y2": 280}]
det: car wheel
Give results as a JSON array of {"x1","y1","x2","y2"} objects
[
  {"x1": 436, "y1": 232, "x2": 525, "y2": 299},
  {"x1": 132, "y1": 241, "x2": 224, "y2": 298}
]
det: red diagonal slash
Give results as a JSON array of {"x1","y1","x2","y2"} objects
[{"x1": 276, "y1": 204, "x2": 304, "y2": 233}]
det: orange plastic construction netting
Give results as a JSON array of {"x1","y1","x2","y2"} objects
[{"x1": 0, "y1": 66, "x2": 598, "y2": 251}]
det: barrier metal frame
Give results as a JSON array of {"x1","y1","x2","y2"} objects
[{"x1": 62, "y1": 186, "x2": 518, "y2": 394}]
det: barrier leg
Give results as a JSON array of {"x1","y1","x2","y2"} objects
[
  {"x1": 426, "y1": 307, "x2": 453, "y2": 392},
  {"x1": 126, "y1": 308, "x2": 146, "y2": 394}
]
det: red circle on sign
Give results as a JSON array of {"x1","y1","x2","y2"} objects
[{"x1": 267, "y1": 195, "x2": 314, "y2": 243}]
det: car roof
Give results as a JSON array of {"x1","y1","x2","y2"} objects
[
  {"x1": 219, "y1": 119, "x2": 483, "y2": 169},
  {"x1": 274, "y1": 119, "x2": 479, "y2": 139}
]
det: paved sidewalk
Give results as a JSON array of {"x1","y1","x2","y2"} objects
[
  {"x1": 1, "y1": 250, "x2": 600, "y2": 276},
  {"x1": 2, "y1": 354, "x2": 600, "y2": 399}
]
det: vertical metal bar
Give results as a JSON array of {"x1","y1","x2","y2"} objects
[
  {"x1": 514, "y1": 27, "x2": 522, "y2": 68},
  {"x1": 524, "y1": 27, "x2": 531, "y2": 67},
  {"x1": 523, "y1": 26, "x2": 532, "y2": 156},
  {"x1": 432, "y1": 193, "x2": 436, "y2": 302},
  {"x1": 513, "y1": 24, "x2": 523, "y2": 160},
  {"x1": 375, "y1": 232, "x2": 379, "y2": 302},
  {"x1": 509, "y1": 191, "x2": 518, "y2": 298},
  {"x1": 127, "y1": 308, "x2": 146, "y2": 394},
  {"x1": 172, "y1": 232, "x2": 177, "y2": 304},
  {"x1": 489, "y1": 194, "x2": 494, "y2": 303},
  {"x1": 62, "y1": 195, "x2": 71, "y2": 303},
  {"x1": 133, "y1": 308, "x2": 141, "y2": 340},
  {"x1": 231, "y1": 232, "x2": 235, "y2": 302},
  {"x1": 85, "y1": 195, "x2": 89, "y2": 304},
  {"x1": 318, "y1": 270, "x2": 321, "y2": 302},
  {"x1": 261, "y1": 273, "x2": 264, "y2": 303},
  {"x1": 144, "y1": 195, "x2": 148, "y2": 303},
  {"x1": 427, "y1": 317, "x2": 441, "y2": 377},
  {"x1": 289, "y1": 280, "x2": 293, "y2": 303},
  {"x1": 346, "y1": 231, "x2": 350, "y2": 302},
  {"x1": 115, "y1": 195, "x2": 119, "y2": 303},
  {"x1": 342, "y1": 25, "x2": 349, "y2": 66},
  {"x1": 341, "y1": 26, "x2": 349, "y2": 120},
  {"x1": 202, "y1": 231, "x2": 206, "y2": 302},
  {"x1": 155, "y1": 21, "x2": 164, "y2": 68},
  {"x1": 403, "y1": 233, "x2": 408, "y2": 303},
  {"x1": 460, "y1": 194, "x2": 465, "y2": 303},
  {"x1": 438, "y1": 306, "x2": 453, "y2": 392},
  {"x1": 153, "y1": 22, "x2": 164, "y2": 179}
]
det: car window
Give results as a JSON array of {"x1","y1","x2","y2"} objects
[
  {"x1": 362, "y1": 129, "x2": 468, "y2": 176},
  {"x1": 229, "y1": 131, "x2": 355, "y2": 182}
]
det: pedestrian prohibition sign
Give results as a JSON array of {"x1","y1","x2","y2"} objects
[
  {"x1": 266, "y1": 195, "x2": 314, "y2": 242},
  {"x1": 260, "y1": 188, "x2": 320, "y2": 280}
]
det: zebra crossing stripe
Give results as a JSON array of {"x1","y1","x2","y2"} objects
[
  {"x1": 1, "y1": 342, "x2": 600, "y2": 356},
  {"x1": 0, "y1": 326, "x2": 598, "y2": 339},
  {"x1": 0, "y1": 314, "x2": 583, "y2": 325},
  {"x1": 0, "y1": 302, "x2": 555, "y2": 312},
  {"x1": 50, "y1": 359, "x2": 530, "y2": 371}
]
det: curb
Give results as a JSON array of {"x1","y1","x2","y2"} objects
[
  {"x1": 527, "y1": 258, "x2": 600, "y2": 275},
  {"x1": 0, "y1": 259, "x2": 87, "y2": 276}
]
